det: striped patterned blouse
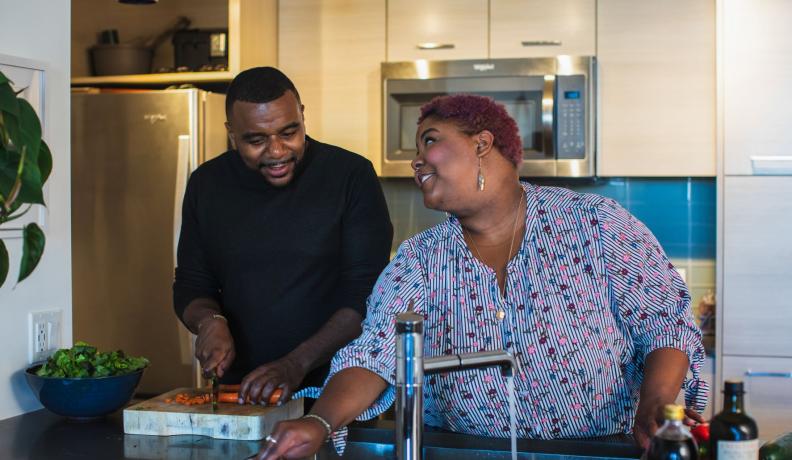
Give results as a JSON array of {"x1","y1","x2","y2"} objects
[{"x1": 325, "y1": 182, "x2": 708, "y2": 438}]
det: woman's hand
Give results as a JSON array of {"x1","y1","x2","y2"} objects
[
  {"x1": 253, "y1": 418, "x2": 328, "y2": 460},
  {"x1": 194, "y1": 316, "x2": 235, "y2": 379},
  {"x1": 633, "y1": 397, "x2": 664, "y2": 449},
  {"x1": 634, "y1": 399, "x2": 707, "y2": 448}
]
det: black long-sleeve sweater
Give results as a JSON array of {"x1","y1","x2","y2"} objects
[{"x1": 173, "y1": 137, "x2": 393, "y2": 386}]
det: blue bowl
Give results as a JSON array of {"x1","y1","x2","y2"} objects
[{"x1": 25, "y1": 364, "x2": 145, "y2": 419}]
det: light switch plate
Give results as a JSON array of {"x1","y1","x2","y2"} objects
[{"x1": 29, "y1": 309, "x2": 62, "y2": 364}]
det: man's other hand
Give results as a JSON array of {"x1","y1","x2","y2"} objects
[
  {"x1": 239, "y1": 356, "x2": 305, "y2": 405},
  {"x1": 195, "y1": 316, "x2": 235, "y2": 379}
]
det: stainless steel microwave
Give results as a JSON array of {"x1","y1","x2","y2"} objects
[{"x1": 381, "y1": 56, "x2": 596, "y2": 178}]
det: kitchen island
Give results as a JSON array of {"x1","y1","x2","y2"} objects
[{"x1": 0, "y1": 408, "x2": 643, "y2": 459}]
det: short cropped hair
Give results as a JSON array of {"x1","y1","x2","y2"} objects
[
  {"x1": 418, "y1": 94, "x2": 523, "y2": 166},
  {"x1": 225, "y1": 67, "x2": 301, "y2": 118}
]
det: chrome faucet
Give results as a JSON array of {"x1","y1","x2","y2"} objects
[{"x1": 395, "y1": 309, "x2": 517, "y2": 460}]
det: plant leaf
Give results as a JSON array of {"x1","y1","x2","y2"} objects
[
  {"x1": 19, "y1": 222, "x2": 45, "y2": 283},
  {"x1": 0, "y1": 81, "x2": 19, "y2": 118},
  {"x1": 0, "y1": 239, "x2": 8, "y2": 288},
  {"x1": 0, "y1": 147, "x2": 19, "y2": 199},
  {"x1": 3, "y1": 110, "x2": 22, "y2": 154},
  {"x1": 38, "y1": 140, "x2": 52, "y2": 185},
  {"x1": 16, "y1": 154, "x2": 43, "y2": 205},
  {"x1": 0, "y1": 71, "x2": 9, "y2": 85},
  {"x1": 17, "y1": 98, "x2": 41, "y2": 165}
]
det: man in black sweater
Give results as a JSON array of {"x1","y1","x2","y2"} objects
[{"x1": 173, "y1": 67, "x2": 393, "y2": 405}]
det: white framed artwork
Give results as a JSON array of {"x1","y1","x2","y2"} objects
[{"x1": 0, "y1": 53, "x2": 48, "y2": 239}]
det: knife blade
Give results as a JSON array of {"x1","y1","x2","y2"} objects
[{"x1": 211, "y1": 373, "x2": 219, "y2": 412}]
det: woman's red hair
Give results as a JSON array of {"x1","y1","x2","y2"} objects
[{"x1": 418, "y1": 94, "x2": 523, "y2": 166}]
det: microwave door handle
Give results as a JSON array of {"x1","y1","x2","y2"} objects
[
  {"x1": 173, "y1": 134, "x2": 191, "y2": 269},
  {"x1": 542, "y1": 74, "x2": 556, "y2": 160}
]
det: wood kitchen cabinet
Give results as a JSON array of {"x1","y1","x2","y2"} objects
[
  {"x1": 278, "y1": 0, "x2": 386, "y2": 172},
  {"x1": 723, "y1": 0, "x2": 792, "y2": 175},
  {"x1": 490, "y1": 0, "x2": 595, "y2": 58},
  {"x1": 722, "y1": 176, "x2": 792, "y2": 358},
  {"x1": 597, "y1": 0, "x2": 716, "y2": 177},
  {"x1": 387, "y1": 0, "x2": 488, "y2": 61},
  {"x1": 718, "y1": 0, "x2": 792, "y2": 436}
]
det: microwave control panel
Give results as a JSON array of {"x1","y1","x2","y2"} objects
[{"x1": 554, "y1": 75, "x2": 586, "y2": 159}]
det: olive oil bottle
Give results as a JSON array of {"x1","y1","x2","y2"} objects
[
  {"x1": 710, "y1": 380, "x2": 759, "y2": 460},
  {"x1": 648, "y1": 404, "x2": 699, "y2": 460}
]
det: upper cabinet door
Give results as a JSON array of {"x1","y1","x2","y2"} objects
[
  {"x1": 597, "y1": 0, "x2": 716, "y2": 177},
  {"x1": 723, "y1": 0, "x2": 792, "y2": 175},
  {"x1": 279, "y1": 0, "x2": 386, "y2": 172},
  {"x1": 490, "y1": 0, "x2": 595, "y2": 58},
  {"x1": 387, "y1": 0, "x2": 488, "y2": 61}
]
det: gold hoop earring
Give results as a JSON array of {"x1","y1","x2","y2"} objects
[{"x1": 477, "y1": 156, "x2": 485, "y2": 191}]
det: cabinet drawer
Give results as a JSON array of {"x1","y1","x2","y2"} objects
[
  {"x1": 723, "y1": 177, "x2": 792, "y2": 357},
  {"x1": 720, "y1": 356, "x2": 792, "y2": 441}
]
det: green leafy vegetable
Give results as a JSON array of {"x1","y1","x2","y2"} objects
[{"x1": 35, "y1": 341, "x2": 149, "y2": 378}]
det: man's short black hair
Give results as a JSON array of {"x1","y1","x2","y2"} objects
[{"x1": 225, "y1": 67, "x2": 301, "y2": 118}]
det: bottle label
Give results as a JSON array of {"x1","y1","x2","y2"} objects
[{"x1": 717, "y1": 439, "x2": 759, "y2": 460}]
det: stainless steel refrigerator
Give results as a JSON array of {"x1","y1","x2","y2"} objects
[{"x1": 71, "y1": 89, "x2": 227, "y2": 394}]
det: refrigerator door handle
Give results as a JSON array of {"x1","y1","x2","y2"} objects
[{"x1": 173, "y1": 134, "x2": 192, "y2": 268}]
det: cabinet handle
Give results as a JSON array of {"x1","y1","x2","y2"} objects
[
  {"x1": 745, "y1": 370, "x2": 792, "y2": 378},
  {"x1": 522, "y1": 40, "x2": 562, "y2": 47},
  {"x1": 749, "y1": 155, "x2": 792, "y2": 175},
  {"x1": 417, "y1": 42, "x2": 455, "y2": 50}
]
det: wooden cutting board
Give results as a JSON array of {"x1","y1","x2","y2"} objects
[{"x1": 123, "y1": 388, "x2": 304, "y2": 441}]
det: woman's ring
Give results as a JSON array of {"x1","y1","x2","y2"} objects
[{"x1": 265, "y1": 434, "x2": 278, "y2": 444}]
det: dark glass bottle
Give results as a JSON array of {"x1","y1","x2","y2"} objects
[
  {"x1": 648, "y1": 404, "x2": 699, "y2": 460},
  {"x1": 710, "y1": 380, "x2": 759, "y2": 460}
]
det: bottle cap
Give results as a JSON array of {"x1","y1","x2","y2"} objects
[
  {"x1": 723, "y1": 380, "x2": 745, "y2": 394},
  {"x1": 663, "y1": 404, "x2": 684, "y2": 421}
]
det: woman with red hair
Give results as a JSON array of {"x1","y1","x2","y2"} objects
[{"x1": 254, "y1": 94, "x2": 707, "y2": 459}]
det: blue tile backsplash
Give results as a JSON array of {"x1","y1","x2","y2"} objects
[{"x1": 380, "y1": 177, "x2": 716, "y2": 260}]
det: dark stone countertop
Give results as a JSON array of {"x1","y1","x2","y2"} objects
[{"x1": 0, "y1": 409, "x2": 643, "y2": 460}]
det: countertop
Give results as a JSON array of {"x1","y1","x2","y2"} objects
[{"x1": 0, "y1": 409, "x2": 644, "y2": 459}]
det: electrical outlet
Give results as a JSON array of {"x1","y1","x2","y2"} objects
[{"x1": 29, "y1": 309, "x2": 62, "y2": 364}]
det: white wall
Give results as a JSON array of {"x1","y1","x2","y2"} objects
[{"x1": 0, "y1": 0, "x2": 72, "y2": 419}]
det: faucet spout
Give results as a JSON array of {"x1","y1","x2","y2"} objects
[
  {"x1": 395, "y1": 310, "x2": 515, "y2": 460},
  {"x1": 424, "y1": 350, "x2": 516, "y2": 377}
]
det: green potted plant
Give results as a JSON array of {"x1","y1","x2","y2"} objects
[{"x1": 0, "y1": 69, "x2": 52, "y2": 288}]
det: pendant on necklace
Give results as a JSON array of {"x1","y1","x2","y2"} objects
[{"x1": 496, "y1": 310, "x2": 506, "y2": 321}]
